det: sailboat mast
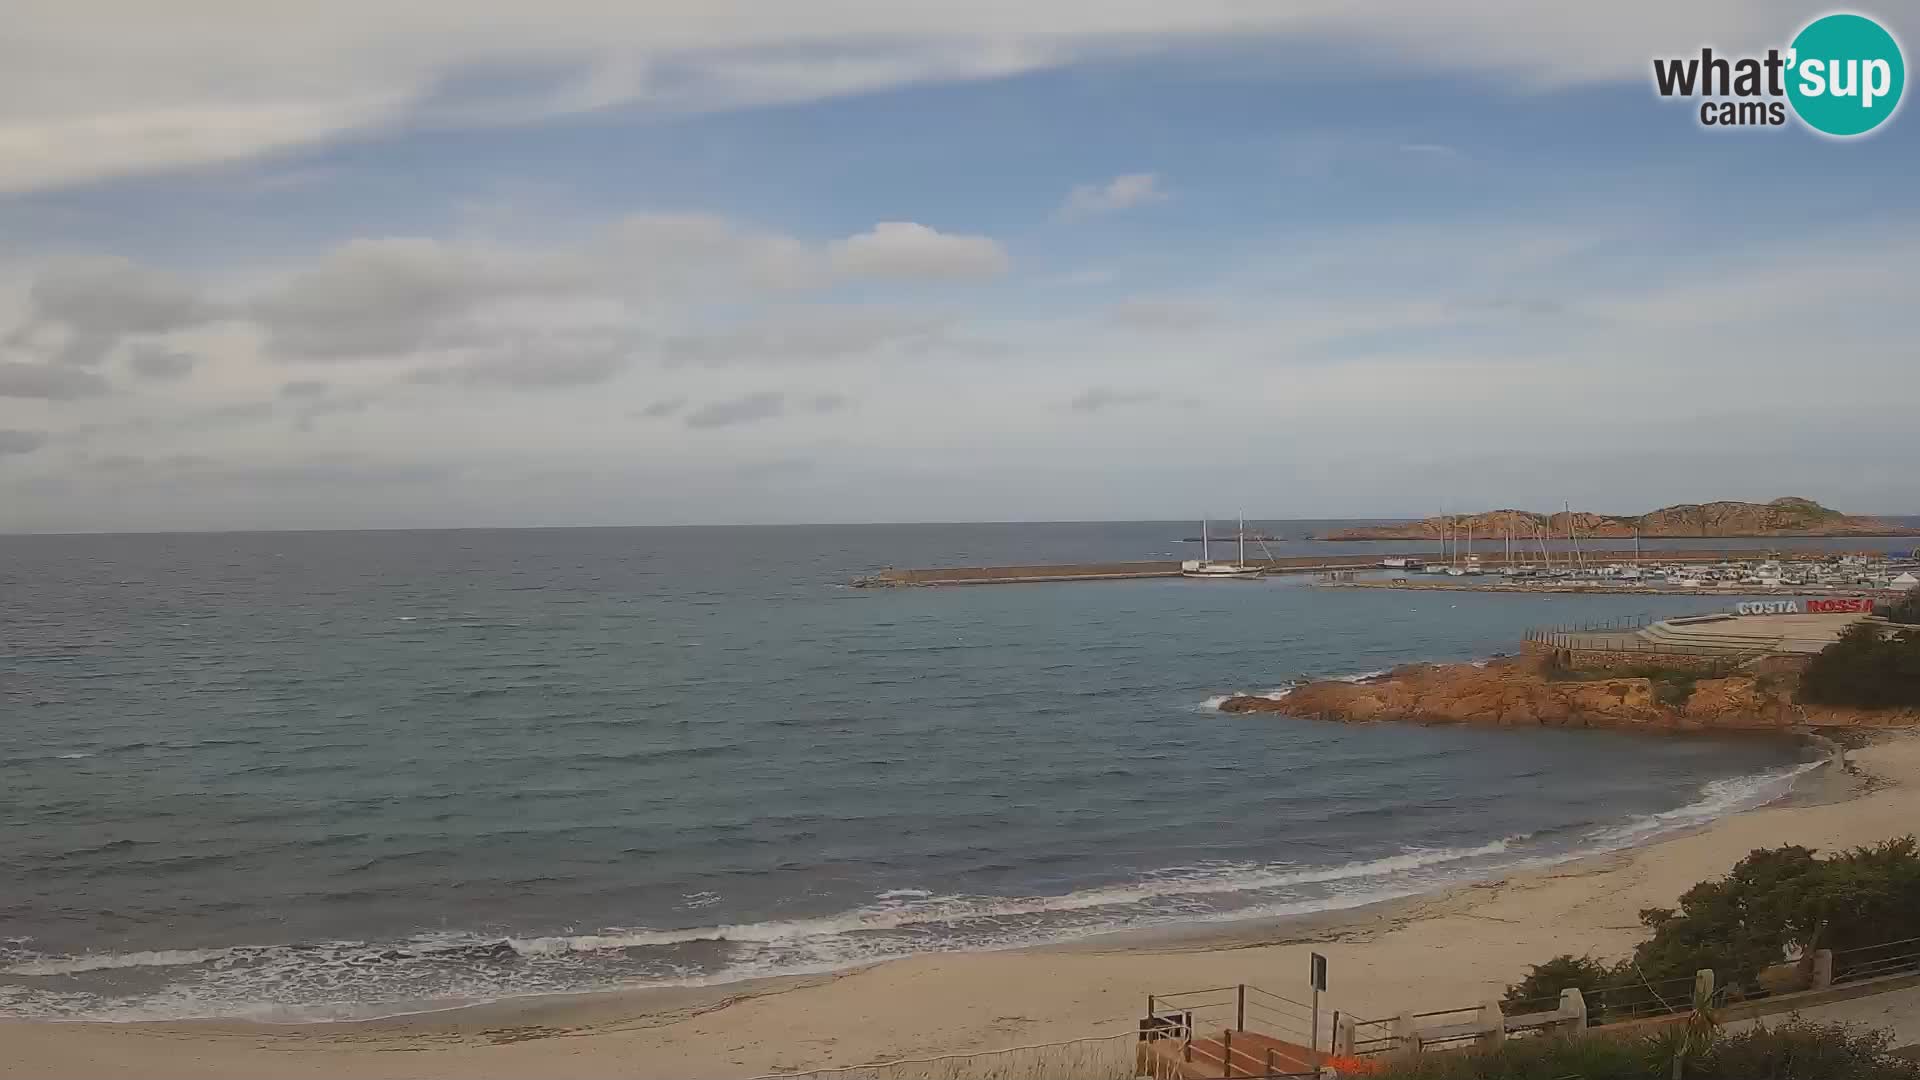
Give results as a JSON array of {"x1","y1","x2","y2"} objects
[
  {"x1": 1238, "y1": 511, "x2": 1246, "y2": 568},
  {"x1": 1202, "y1": 517, "x2": 1209, "y2": 563}
]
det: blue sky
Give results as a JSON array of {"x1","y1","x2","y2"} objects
[{"x1": 0, "y1": 4, "x2": 1915, "y2": 530}]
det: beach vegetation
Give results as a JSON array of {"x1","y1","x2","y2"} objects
[
  {"x1": 1365, "y1": 1018, "x2": 1920, "y2": 1079},
  {"x1": 1883, "y1": 589, "x2": 1920, "y2": 625},
  {"x1": 1507, "y1": 837, "x2": 1920, "y2": 997},
  {"x1": 1797, "y1": 624, "x2": 1920, "y2": 708}
]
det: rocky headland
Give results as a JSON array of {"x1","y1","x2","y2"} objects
[
  {"x1": 1219, "y1": 653, "x2": 1920, "y2": 732},
  {"x1": 1316, "y1": 497, "x2": 1918, "y2": 541}
]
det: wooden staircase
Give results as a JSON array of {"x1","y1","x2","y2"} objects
[{"x1": 1137, "y1": 1028, "x2": 1319, "y2": 1078}]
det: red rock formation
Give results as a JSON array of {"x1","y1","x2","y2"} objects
[{"x1": 1218, "y1": 655, "x2": 1920, "y2": 732}]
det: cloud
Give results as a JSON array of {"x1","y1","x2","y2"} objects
[
  {"x1": 830, "y1": 223, "x2": 1008, "y2": 281},
  {"x1": 0, "y1": 360, "x2": 111, "y2": 399},
  {"x1": 126, "y1": 345, "x2": 197, "y2": 380},
  {"x1": 249, "y1": 237, "x2": 584, "y2": 360},
  {"x1": 1068, "y1": 387, "x2": 1160, "y2": 413},
  {"x1": 608, "y1": 213, "x2": 821, "y2": 292},
  {"x1": 2, "y1": 5, "x2": 1801, "y2": 195},
  {"x1": 21, "y1": 257, "x2": 218, "y2": 366},
  {"x1": 280, "y1": 379, "x2": 330, "y2": 398},
  {"x1": 634, "y1": 397, "x2": 686, "y2": 419},
  {"x1": 1059, "y1": 173, "x2": 1168, "y2": 219},
  {"x1": 405, "y1": 337, "x2": 631, "y2": 388},
  {"x1": 685, "y1": 390, "x2": 788, "y2": 428},
  {"x1": 661, "y1": 308, "x2": 952, "y2": 367},
  {"x1": 809, "y1": 392, "x2": 850, "y2": 414},
  {"x1": 0, "y1": 429, "x2": 48, "y2": 456}
]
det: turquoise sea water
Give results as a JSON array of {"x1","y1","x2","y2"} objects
[{"x1": 4, "y1": 521, "x2": 1908, "y2": 1020}]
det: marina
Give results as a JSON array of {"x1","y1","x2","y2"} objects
[{"x1": 852, "y1": 548, "x2": 1918, "y2": 590}]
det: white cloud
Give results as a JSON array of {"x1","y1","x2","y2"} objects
[
  {"x1": 248, "y1": 237, "x2": 589, "y2": 360},
  {"x1": 830, "y1": 223, "x2": 1009, "y2": 282},
  {"x1": 5, "y1": 204, "x2": 1918, "y2": 530},
  {"x1": 1059, "y1": 173, "x2": 1168, "y2": 219},
  {"x1": 1, "y1": 2, "x2": 1812, "y2": 194}
]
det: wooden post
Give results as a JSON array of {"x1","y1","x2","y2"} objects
[
  {"x1": 1222, "y1": 1028, "x2": 1232, "y2": 1078},
  {"x1": 1237, "y1": 984, "x2": 1245, "y2": 1033}
]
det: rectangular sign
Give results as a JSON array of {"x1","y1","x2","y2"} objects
[
  {"x1": 1310, "y1": 952, "x2": 1328, "y2": 992},
  {"x1": 1735, "y1": 597, "x2": 1874, "y2": 616}
]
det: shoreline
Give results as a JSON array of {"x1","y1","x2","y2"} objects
[{"x1": 10, "y1": 731, "x2": 1917, "y2": 1079}]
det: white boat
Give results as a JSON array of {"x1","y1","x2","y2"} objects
[{"x1": 1182, "y1": 514, "x2": 1265, "y2": 579}]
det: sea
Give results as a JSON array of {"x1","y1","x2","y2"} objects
[{"x1": 3, "y1": 521, "x2": 1915, "y2": 1022}]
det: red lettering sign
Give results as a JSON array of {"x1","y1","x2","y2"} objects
[{"x1": 1806, "y1": 597, "x2": 1873, "y2": 613}]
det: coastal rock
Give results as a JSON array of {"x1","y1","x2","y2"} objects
[
  {"x1": 1314, "y1": 497, "x2": 1917, "y2": 541},
  {"x1": 1219, "y1": 655, "x2": 1920, "y2": 732}
]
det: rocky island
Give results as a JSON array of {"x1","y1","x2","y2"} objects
[
  {"x1": 1315, "y1": 497, "x2": 1918, "y2": 541},
  {"x1": 1219, "y1": 653, "x2": 1920, "y2": 732}
]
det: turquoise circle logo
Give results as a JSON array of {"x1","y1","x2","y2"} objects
[{"x1": 1787, "y1": 13, "x2": 1905, "y2": 136}]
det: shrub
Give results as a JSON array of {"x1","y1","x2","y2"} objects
[
  {"x1": 1692, "y1": 1018, "x2": 1920, "y2": 1080},
  {"x1": 1505, "y1": 838, "x2": 1920, "y2": 998},
  {"x1": 1887, "y1": 589, "x2": 1920, "y2": 626},
  {"x1": 1798, "y1": 624, "x2": 1920, "y2": 708},
  {"x1": 1363, "y1": 1020, "x2": 1920, "y2": 1080},
  {"x1": 1501, "y1": 954, "x2": 1614, "y2": 1012}
]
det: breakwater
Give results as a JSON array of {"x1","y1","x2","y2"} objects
[{"x1": 851, "y1": 548, "x2": 1796, "y2": 587}]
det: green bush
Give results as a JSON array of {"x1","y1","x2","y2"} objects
[
  {"x1": 1505, "y1": 838, "x2": 1920, "y2": 998},
  {"x1": 1365, "y1": 1020, "x2": 1920, "y2": 1080},
  {"x1": 1500, "y1": 954, "x2": 1613, "y2": 1012},
  {"x1": 1693, "y1": 1018, "x2": 1920, "y2": 1080},
  {"x1": 1798, "y1": 624, "x2": 1920, "y2": 708},
  {"x1": 1886, "y1": 590, "x2": 1920, "y2": 626}
]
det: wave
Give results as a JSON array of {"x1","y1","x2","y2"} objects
[
  {"x1": 1584, "y1": 759, "x2": 1824, "y2": 851},
  {"x1": 1, "y1": 759, "x2": 1827, "y2": 1022},
  {"x1": 1195, "y1": 666, "x2": 1394, "y2": 710}
]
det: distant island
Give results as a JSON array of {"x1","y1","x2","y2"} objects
[{"x1": 1315, "y1": 497, "x2": 1919, "y2": 541}]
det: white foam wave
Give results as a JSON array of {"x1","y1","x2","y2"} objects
[
  {"x1": 3, "y1": 759, "x2": 1827, "y2": 1022},
  {"x1": 1585, "y1": 759, "x2": 1824, "y2": 851},
  {"x1": 5, "y1": 947, "x2": 235, "y2": 976},
  {"x1": 501, "y1": 838, "x2": 1525, "y2": 957},
  {"x1": 1195, "y1": 665, "x2": 1391, "y2": 710},
  {"x1": 55, "y1": 752, "x2": 92, "y2": 760}
]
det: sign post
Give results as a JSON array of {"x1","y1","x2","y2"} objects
[{"x1": 1310, "y1": 952, "x2": 1328, "y2": 1070}]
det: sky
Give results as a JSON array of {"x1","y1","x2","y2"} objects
[{"x1": 1, "y1": 2, "x2": 1916, "y2": 532}]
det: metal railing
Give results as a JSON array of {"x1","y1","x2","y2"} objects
[
  {"x1": 1832, "y1": 935, "x2": 1920, "y2": 985},
  {"x1": 1142, "y1": 984, "x2": 1327, "y2": 1078}
]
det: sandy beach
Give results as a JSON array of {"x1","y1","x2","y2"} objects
[{"x1": 7, "y1": 731, "x2": 1918, "y2": 1080}]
